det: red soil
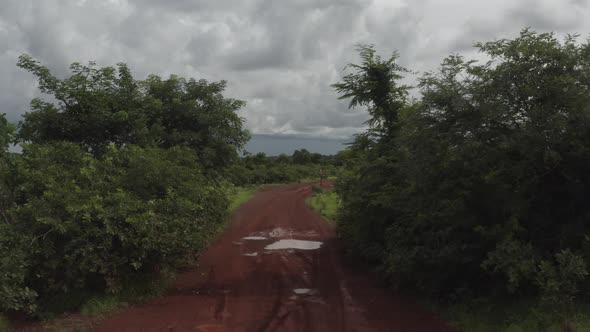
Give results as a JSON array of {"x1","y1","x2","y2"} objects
[{"x1": 17, "y1": 183, "x2": 456, "y2": 332}]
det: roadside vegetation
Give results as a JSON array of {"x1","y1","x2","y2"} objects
[
  {"x1": 0, "y1": 56, "x2": 248, "y2": 321},
  {"x1": 229, "y1": 186, "x2": 258, "y2": 212},
  {"x1": 0, "y1": 315, "x2": 7, "y2": 332},
  {"x1": 308, "y1": 186, "x2": 340, "y2": 221},
  {"x1": 0, "y1": 55, "x2": 339, "y2": 326},
  {"x1": 228, "y1": 148, "x2": 340, "y2": 186},
  {"x1": 445, "y1": 300, "x2": 590, "y2": 332},
  {"x1": 333, "y1": 30, "x2": 590, "y2": 331}
]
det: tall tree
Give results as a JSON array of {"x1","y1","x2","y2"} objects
[
  {"x1": 16, "y1": 56, "x2": 249, "y2": 169},
  {"x1": 334, "y1": 30, "x2": 590, "y2": 305}
]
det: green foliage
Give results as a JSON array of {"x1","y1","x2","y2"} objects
[
  {"x1": 311, "y1": 185, "x2": 326, "y2": 194},
  {"x1": 228, "y1": 149, "x2": 338, "y2": 186},
  {"x1": 0, "y1": 223, "x2": 37, "y2": 314},
  {"x1": 445, "y1": 299, "x2": 590, "y2": 332},
  {"x1": 308, "y1": 191, "x2": 340, "y2": 221},
  {"x1": 0, "y1": 57, "x2": 244, "y2": 317},
  {"x1": 0, "y1": 114, "x2": 37, "y2": 314},
  {"x1": 0, "y1": 315, "x2": 8, "y2": 332},
  {"x1": 0, "y1": 114, "x2": 17, "y2": 227},
  {"x1": 536, "y1": 250, "x2": 588, "y2": 326},
  {"x1": 333, "y1": 45, "x2": 411, "y2": 134},
  {"x1": 0, "y1": 115, "x2": 15, "y2": 151},
  {"x1": 16, "y1": 55, "x2": 249, "y2": 170},
  {"x1": 8, "y1": 143, "x2": 228, "y2": 313},
  {"x1": 229, "y1": 186, "x2": 257, "y2": 211},
  {"x1": 334, "y1": 30, "x2": 590, "y2": 320},
  {"x1": 292, "y1": 148, "x2": 323, "y2": 164},
  {"x1": 80, "y1": 295, "x2": 127, "y2": 317}
]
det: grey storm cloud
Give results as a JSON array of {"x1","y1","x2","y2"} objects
[{"x1": 1, "y1": 0, "x2": 589, "y2": 138}]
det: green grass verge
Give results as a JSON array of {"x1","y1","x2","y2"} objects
[
  {"x1": 80, "y1": 296, "x2": 126, "y2": 317},
  {"x1": 34, "y1": 269, "x2": 176, "y2": 323},
  {"x1": 0, "y1": 315, "x2": 8, "y2": 332},
  {"x1": 440, "y1": 299, "x2": 590, "y2": 332},
  {"x1": 77, "y1": 271, "x2": 175, "y2": 319},
  {"x1": 308, "y1": 190, "x2": 340, "y2": 221},
  {"x1": 229, "y1": 186, "x2": 257, "y2": 212}
]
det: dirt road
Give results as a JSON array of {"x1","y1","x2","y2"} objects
[{"x1": 94, "y1": 183, "x2": 454, "y2": 332}]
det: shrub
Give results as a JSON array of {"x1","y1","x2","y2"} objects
[
  {"x1": 311, "y1": 185, "x2": 326, "y2": 194},
  {"x1": 333, "y1": 30, "x2": 590, "y2": 306},
  {"x1": 2, "y1": 143, "x2": 229, "y2": 313},
  {"x1": 0, "y1": 57, "x2": 244, "y2": 316},
  {"x1": 0, "y1": 224, "x2": 37, "y2": 313}
]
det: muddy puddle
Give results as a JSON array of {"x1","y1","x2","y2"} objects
[
  {"x1": 264, "y1": 239, "x2": 323, "y2": 250},
  {"x1": 243, "y1": 228, "x2": 320, "y2": 241},
  {"x1": 242, "y1": 236, "x2": 267, "y2": 240},
  {"x1": 293, "y1": 288, "x2": 314, "y2": 295}
]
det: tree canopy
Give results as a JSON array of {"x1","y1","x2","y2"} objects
[
  {"x1": 334, "y1": 30, "x2": 590, "y2": 313},
  {"x1": 0, "y1": 57, "x2": 248, "y2": 315},
  {"x1": 16, "y1": 55, "x2": 249, "y2": 169}
]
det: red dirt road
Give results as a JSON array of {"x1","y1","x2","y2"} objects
[{"x1": 94, "y1": 183, "x2": 455, "y2": 332}]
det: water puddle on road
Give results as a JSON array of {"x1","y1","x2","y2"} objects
[
  {"x1": 242, "y1": 252, "x2": 258, "y2": 257},
  {"x1": 293, "y1": 288, "x2": 313, "y2": 295},
  {"x1": 242, "y1": 236, "x2": 267, "y2": 241},
  {"x1": 264, "y1": 239, "x2": 323, "y2": 250},
  {"x1": 268, "y1": 227, "x2": 319, "y2": 238}
]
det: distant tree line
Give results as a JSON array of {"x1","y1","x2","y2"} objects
[
  {"x1": 228, "y1": 148, "x2": 342, "y2": 186},
  {"x1": 334, "y1": 30, "x2": 590, "y2": 321}
]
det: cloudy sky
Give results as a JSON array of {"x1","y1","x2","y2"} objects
[{"x1": 0, "y1": 0, "x2": 588, "y2": 154}]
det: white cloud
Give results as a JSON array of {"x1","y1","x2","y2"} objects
[{"x1": 0, "y1": 0, "x2": 589, "y2": 138}]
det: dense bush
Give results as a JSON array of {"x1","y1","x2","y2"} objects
[
  {"x1": 12, "y1": 144, "x2": 228, "y2": 302},
  {"x1": 16, "y1": 55, "x2": 248, "y2": 170},
  {"x1": 335, "y1": 30, "x2": 590, "y2": 309},
  {"x1": 0, "y1": 114, "x2": 36, "y2": 313},
  {"x1": 0, "y1": 56, "x2": 246, "y2": 315}
]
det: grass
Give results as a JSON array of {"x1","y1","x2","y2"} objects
[
  {"x1": 0, "y1": 315, "x2": 8, "y2": 332},
  {"x1": 308, "y1": 190, "x2": 340, "y2": 221},
  {"x1": 80, "y1": 296, "x2": 126, "y2": 317},
  {"x1": 34, "y1": 269, "x2": 176, "y2": 324},
  {"x1": 229, "y1": 186, "x2": 257, "y2": 211},
  {"x1": 439, "y1": 299, "x2": 590, "y2": 332}
]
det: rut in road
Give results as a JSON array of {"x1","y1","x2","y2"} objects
[{"x1": 94, "y1": 183, "x2": 456, "y2": 332}]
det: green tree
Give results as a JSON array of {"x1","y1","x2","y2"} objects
[
  {"x1": 334, "y1": 30, "x2": 590, "y2": 305},
  {"x1": 0, "y1": 114, "x2": 16, "y2": 224},
  {"x1": 332, "y1": 45, "x2": 411, "y2": 137},
  {"x1": 292, "y1": 149, "x2": 312, "y2": 164},
  {"x1": 16, "y1": 56, "x2": 249, "y2": 170},
  {"x1": 0, "y1": 57, "x2": 247, "y2": 315},
  {"x1": 0, "y1": 114, "x2": 37, "y2": 314}
]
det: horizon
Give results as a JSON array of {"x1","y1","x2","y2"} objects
[{"x1": 244, "y1": 134, "x2": 349, "y2": 156}]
